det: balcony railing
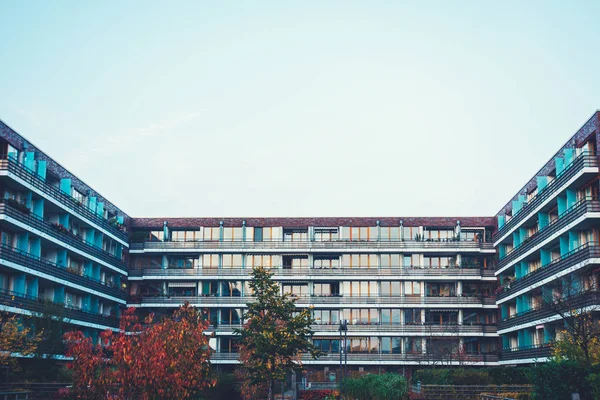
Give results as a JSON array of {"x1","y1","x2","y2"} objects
[
  {"x1": 210, "y1": 352, "x2": 499, "y2": 363},
  {"x1": 0, "y1": 244, "x2": 127, "y2": 300},
  {"x1": 496, "y1": 242, "x2": 600, "y2": 302},
  {"x1": 130, "y1": 240, "x2": 494, "y2": 251},
  {"x1": 0, "y1": 201, "x2": 127, "y2": 272},
  {"x1": 0, "y1": 157, "x2": 128, "y2": 242},
  {"x1": 208, "y1": 323, "x2": 496, "y2": 335},
  {"x1": 0, "y1": 288, "x2": 118, "y2": 327},
  {"x1": 494, "y1": 153, "x2": 598, "y2": 243},
  {"x1": 497, "y1": 198, "x2": 600, "y2": 270},
  {"x1": 498, "y1": 291, "x2": 600, "y2": 331},
  {"x1": 128, "y1": 266, "x2": 496, "y2": 278},
  {"x1": 131, "y1": 294, "x2": 497, "y2": 307},
  {"x1": 499, "y1": 343, "x2": 553, "y2": 361}
]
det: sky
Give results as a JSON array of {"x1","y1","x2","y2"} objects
[{"x1": 0, "y1": 1, "x2": 599, "y2": 218}]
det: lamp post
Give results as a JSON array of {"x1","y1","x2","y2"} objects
[{"x1": 339, "y1": 319, "x2": 348, "y2": 380}]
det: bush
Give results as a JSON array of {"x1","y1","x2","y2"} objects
[
  {"x1": 341, "y1": 373, "x2": 408, "y2": 400},
  {"x1": 413, "y1": 366, "x2": 533, "y2": 386},
  {"x1": 530, "y1": 361, "x2": 593, "y2": 400}
]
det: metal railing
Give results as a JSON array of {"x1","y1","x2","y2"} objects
[
  {"x1": 210, "y1": 352, "x2": 499, "y2": 363},
  {"x1": 210, "y1": 323, "x2": 497, "y2": 334},
  {"x1": 0, "y1": 288, "x2": 118, "y2": 327},
  {"x1": 499, "y1": 343, "x2": 553, "y2": 361},
  {"x1": 496, "y1": 242, "x2": 600, "y2": 301},
  {"x1": 128, "y1": 266, "x2": 496, "y2": 278},
  {"x1": 498, "y1": 291, "x2": 600, "y2": 330},
  {"x1": 497, "y1": 198, "x2": 600, "y2": 269},
  {"x1": 0, "y1": 156, "x2": 128, "y2": 242},
  {"x1": 0, "y1": 244, "x2": 127, "y2": 300},
  {"x1": 0, "y1": 201, "x2": 127, "y2": 271},
  {"x1": 130, "y1": 240, "x2": 494, "y2": 251},
  {"x1": 131, "y1": 294, "x2": 497, "y2": 306},
  {"x1": 494, "y1": 153, "x2": 598, "y2": 242}
]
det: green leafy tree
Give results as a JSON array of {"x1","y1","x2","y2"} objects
[{"x1": 234, "y1": 266, "x2": 320, "y2": 400}]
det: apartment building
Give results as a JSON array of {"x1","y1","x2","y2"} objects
[
  {"x1": 0, "y1": 120, "x2": 129, "y2": 347},
  {"x1": 128, "y1": 218, "x2": 499, "y2": 369},
  {"x1": 0, "y1": 110, "x2": 598, "y2": 369},
  {"x1": 495, "y1": 111, "x2": 600, "y2": 364}
]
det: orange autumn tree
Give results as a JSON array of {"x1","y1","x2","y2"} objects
[
  {"x1": 64, "y1": 302, "x2": 214, "y2": 400},
  {"x1": 0, "y1": 313, "x2": 42, "y2": 370}
]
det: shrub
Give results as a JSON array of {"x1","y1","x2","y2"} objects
[
  {"x1": 530, "y1": 360, "x2": 592, "y2": 400},
  {"x1": 341, "y1": 373, "x2": 408, "y2": 400},
  {"x1": 299, "y1": 389, "x2": 339, "y2": 400}
]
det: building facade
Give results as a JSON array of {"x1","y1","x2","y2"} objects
[
  {"x1": 0, "y1": 120, "x2": 130, "y2": 348},
  {"x1": 128, "y1": 217, "x2": 498, "y2": 369},
  {"x1": 0, "y1": 111, "x2": 598, "y2": 369},
  {"x1": 494, "y1": 111, "x2": 600, "y2": 364}
]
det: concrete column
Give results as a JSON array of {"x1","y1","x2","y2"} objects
[
  {"x1": 456, "y1": 281, "x2": 462, "y2": 296},
  {"x1": 458, "y1": 309, "x2": 463, "y2": 325}
]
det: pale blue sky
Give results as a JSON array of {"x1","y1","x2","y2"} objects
[{"x1": 0, "y1": 1, "x2": 598, "y2": 218}]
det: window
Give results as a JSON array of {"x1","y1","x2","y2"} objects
[
  {"x1": 246, "y1": 254, "x2": 281, "y2": 268},
  {"x1": 380, "y1": 227, "x2": 401, "y2": 242},
  {"x1": 313, "y1": 255, "x2": 340, "y2": 269},
  {"x1": 283, "y1": 228, "x2": 308, "y2": 242},
  {"x1": 203, "y1": 227, "x2": 220, "y2": 241},
  {"x1": 380, "y1": 254, "x2": 401, "y2": 268},
  {"x1": 314, "y1": 282, "x2": 340, "y2": 296},
  {"x1": 149, "y1": 231, "x2": 164, "y2": 241},
  {"x1": 220, "y1": 309, "x2": 243, "y2": 324},
  {"x1": 222, "y1": 254, "x2": 243, "y2": 269},
  {"x1": 381, "y1": 309, "x2": 401, "y2": 325},
  {"x1": 282, "y1": 283, "x2": 308, "y2": 297},
  {"x1": 405, "y1": 338, "x2": 422, "y2": 354},
  {"x1": 342, "y1": 281, "x2": 378, "y2": 297},
  {"x1": 404, "y1": 309, "x2": 422, "y2": 324},
  {"x1": 403, "y1": 227, "x2": 419, "y2": 241},
  {"x1": 201, "y1": 281, "x2": 218, "y2": 296},
  {"x1": 381, "y1": 281, "x2": 401, "y2": 296},
  {"x1": 313, "y1": 309, "x2": 340, "y2": 325},
  {"x1": 424, "y1": 256, "x2": 456, "y2": 268},
  {"x1": 283, "y1": 255, "x2": 308, "y2": 269},
  {"x1": 341, "y1": 254, "x2": 377, "y2": 268},
  {"x1": 72, "y1": 189, "x2": 86, "y2": 206},
  {"x1": 403, "y1": 254, "x2": 420, "y2": 268},
  {"x1": 313, "y1": 338, "x2": 340, "y2": 353},
  {"x1": 171, "y1": 230, "x2": 200, "y2": 242},
  {"x1": 381, "y1": 337, "x2": 401, "y2": 354},
  {"x1": 314, "y1": 228, "x2": 339, "y2": 241},
  {"x1": 202, "y1": 254, "x2": 219, "y2": 269},
  {"x1": 404, "y1": 281, "x2": 421, "y2": 296},
  {"x1": 222, "y1": 227, "x2": 244, "y2": 241},
  {"x1": 170, "y1": 257, "x2": 198, "y2": 269},
  {"x1": 253, "y1": 227, "x2": 263, "y2": 242},
  {"x1": 220, "y1": 281, "x2": 243, "y2": 297}
]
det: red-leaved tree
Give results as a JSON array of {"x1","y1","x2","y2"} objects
[{"x1": 64, "y1": 302, "x2": 214, "y2": 400}]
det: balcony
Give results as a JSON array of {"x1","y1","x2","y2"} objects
[
  {"x1": 0, "y1": 201, "x2": 127, "y2": 272},
  {"x1": 130, "y1": 294, "x2": 497, "y2": 307},
  {"x1": 0, "y1": 156, "x2": 128, "y2": 242},
  {"x1": 0, "y1": 288, "x2": 118, "y2": 328},
  {"x1": 130, "y1": 240, "x2": 494, "y2": 252},
  {"x1": 127, "y1": 266, "x2": 496, "y2": 279},
  {"x1": 494, "y1": 153, "x2": 598, "y2": 243},
  {"x1": 496, "y1": 242, "x2": 600, "y2": 302},
  {"x1": 498, "y1": 291, "x2": 600, "y2": 331},
  {"x1": 0, "y1": 244, "x2": 127, "y2": 301},
  {"x1": 497, "y1": 198, "x2": 600, "y2": 270},
  {"x1": 500, "y1": 344, "x2": 553, "y2": 362},
  {"x1": 210, "y1": 323, "x2": 497, "y2": 335},
  {"x1": 210, "y1": 352, "x2": 499, "y2": 364}
]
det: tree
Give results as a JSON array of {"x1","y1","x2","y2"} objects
[
  {"x1": 234, "y1": 266, "x2": 320, "y2": 400},
  {"x1": 64, "y1": 302, "x2": 214, "y2": 400},
  {"x1": 543, "y1": 277, "x2": 600, "y2": 367},
  {"x1": 0, "y1": 313, "x2": 41, "y2": 371}
]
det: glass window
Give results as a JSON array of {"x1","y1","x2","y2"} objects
[
  {"x1": 202, "y1": 254, "x2": 219, "y2": 269},
  {"x1": 404, "y1": 281, "x2": 421, "y2": 295}
]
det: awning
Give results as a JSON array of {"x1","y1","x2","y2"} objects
[{"x1": 168, "y1": 282, "x2": 197, "y2": 288}]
